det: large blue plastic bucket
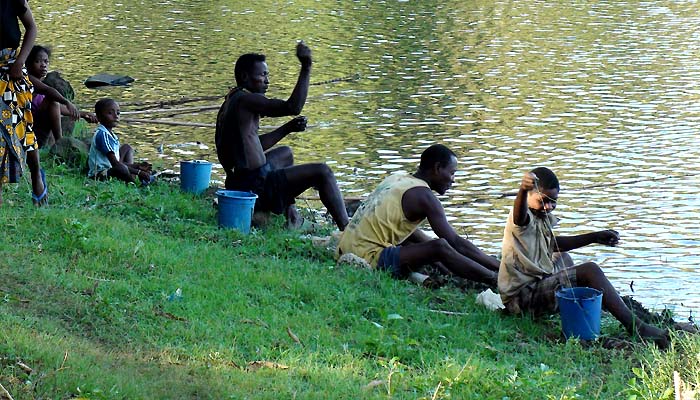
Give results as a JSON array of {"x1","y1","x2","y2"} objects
[
  {"x1": 556, "y1": 287, "x2": 603, "y2": 340},
  {"x1": 180, "y1": 160, "x2": 212, "y2": 194},
  {"x1": 216, "y1": 190, "x2": 257, "y2": 233}
]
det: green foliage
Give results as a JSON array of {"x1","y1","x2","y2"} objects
[
  {"x1": 72, "y1": 119, "x2": 90, "y2": 137},
  {"x1": 0, "y1": 165, "x2": 698, "y2": 399},
  {"x1": 625, "y1": 332, "x2": 700, "y2": 400}
]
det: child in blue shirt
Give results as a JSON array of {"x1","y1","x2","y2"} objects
[{"x1": 87, "y1": 98, "x2": 152, "y2": 184}]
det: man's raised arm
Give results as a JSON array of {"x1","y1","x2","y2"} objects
[
  {"x1": 286, "y1": 41, "x2": 312, "y2": 114},
  {"x1": 239, "y1": 41, "x2": 312, "y2": 118}
]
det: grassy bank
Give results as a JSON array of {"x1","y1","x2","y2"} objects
[{"x1": 1, "y1": 159, "x2": 698, "y2": 399}]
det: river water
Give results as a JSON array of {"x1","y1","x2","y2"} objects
[{"x1": 33, "y1": 1, "x2": 700, "y2": 317}]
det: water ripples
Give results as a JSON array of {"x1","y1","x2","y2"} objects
[{"x1": 34, "y1": 0, "x2": 700, "y2": 316}]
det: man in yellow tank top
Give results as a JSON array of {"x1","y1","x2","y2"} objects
[{"x1": 338, "y1": 144, "x2": 499, "y2": 286}]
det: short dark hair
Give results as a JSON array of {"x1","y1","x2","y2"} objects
[
  {"x1": 27, "y1": 45, "x2": 51, "y2": 64},
  {"x1": 530, "y1": 167, "x2": 559, "y2": 190},
  {"x1": 419, "y1": 144, "x2": 457, "y2": 171},
  {"x1": 95, "y1": 98, "x2": 117, "y2": 115},
  {"x1": 234, "y1": 53, "x2": 266, "y2": 86}
]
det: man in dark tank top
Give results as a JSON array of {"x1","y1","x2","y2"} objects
[{"x1": 215, "y1": 41, "x2": 348, "y2": 230}]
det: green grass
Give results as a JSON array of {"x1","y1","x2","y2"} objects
[{"x1": 0, "y1": 158, "x2": 698, "y2": 399}]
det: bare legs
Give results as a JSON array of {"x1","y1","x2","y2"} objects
[
  {"x1": 232, "y1": 146, "x2": 348, "y2": 230},
  {"x1": 106, "y1": 144, "x2": 137, "y2": 183},
  {"x1": 398, "y1": 239, "x2": 497, "y2": 286},
  {"x1": 266, "y1": 146, "x2": 302, "y2": 228},
  {"x1": 575, "y1": 262, "x2": 668, "y2": 348},
  {"x1": 0, "y1": 145, "x2": 46, "y2": 206},
  {"x1": 24, "y1": 149, "x2": 47, "y2": 206},
  {"x1": 120, "y1": 144, "x2": 134, "y2": 164},
  {"x1": 265, "y1": 146, "x2": 293, "y2": 169},
  {"x1": 34, "y1": 100, "x2": 62, "y2": 149},
  {"x1": 283, "y1": 162, "x2": 349, "y2": 230}
]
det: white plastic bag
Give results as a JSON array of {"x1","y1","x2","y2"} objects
[{"x1": 475, "y1": 289, "x2": 505, "y2": 311}]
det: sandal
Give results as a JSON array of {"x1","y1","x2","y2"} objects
[{"x1": 32, "y1": 168, "x2": 48, "y2": 206}]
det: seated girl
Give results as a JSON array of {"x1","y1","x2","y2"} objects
[{"x1": 26, "y1": 45, "x2": 96, "y2": 148}]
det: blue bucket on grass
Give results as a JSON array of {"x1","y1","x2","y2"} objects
[
  {"x1": 556, "y1": 287, "x2": 603, "y2": 340},
  {"x1": 216, "y1": 190, "x2": 257, "y2": 233},
  {"x1": 180, "y1": 160, "x2": 212, "y2": 194}
]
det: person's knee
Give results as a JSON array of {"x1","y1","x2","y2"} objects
[
  {"x1": 576, "y1": 262, "x2": 603, "y2": 282},
  {"x1": 554, "y1": 252, "x2": 574, "y2": 268},
  {"x1": 431, "y1": 238, "x2": 452, "y2": 257},
  {"x1": 114, "y1": 163, "x2": 129, "y2": 174},
  {"x1": 49, "y1": 100, "x2": 61, "y2": 114},
  {"x1": 110, "y1": 164, "x2": 131, "y2": 181},
  {"x1": 277, "y1": 146, "x2": 293, "y2": 164},
  {"x1": 275, "y1": 147, "x2": 294, "y2": 169},
  {"x1": 120, "y1": 144, "x2": 134, "y2": 162},
  {"x1": 304, "y1": 163, "x2": 336, "y2": 187},
  {"x1": 318, "y1": 163, "x2": 335, "y2": 181},
  {"x1": 266, "y1": 146, "x2": 294, "y2": 169}
]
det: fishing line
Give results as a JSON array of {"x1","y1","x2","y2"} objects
[
  {"x1": 309, "y1": 73, "x2": 361, "y2": 86},
  {"x1": 532, "y1": 178, "x2": 570, "y2": 285},
  {"x1": 497, "y1": 169, "x2": 700, "y2": 199},
  {"x1": 117, "y1": 74, "x2": 361, "y2": 111},
  {"x1": 532, "y1": 176, "x2": 599, "y2": 336},
  {"x1": 533, "y1": 172, "x2": 699, "y2": 335}
]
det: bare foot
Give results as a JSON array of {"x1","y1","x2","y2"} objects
[
  {"x1": 31, "y1": 168, "x2": 48, "y2": 206},
  {"x1": 423, "y1": 275, "x2": 446, "y2": 289},
  {"x1": 252, "y1": 211, "x2": 273, "y2": 228},
  {"x1": 285, "y1": 205, "x2": 302, "y2": 228},
  {"x1": 636, "y1": 323, "x2": 670, "y2": 349},
  {"x1": 673, "y1": 322, "x2": 699, "y2": 334},
  {"x1": 601, "y1": 337, "x2": 633, "y2": 350}
]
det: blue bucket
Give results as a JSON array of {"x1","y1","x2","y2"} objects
[
  {"x1": 556, "y1": 287, "x2": 603, "y2": 340},
  {"x1": 180, "y1": 160, "x2": 212, "y2": 194},
  {"x1": 216, "y1": 190, "x2": 257, "y2": 233}
]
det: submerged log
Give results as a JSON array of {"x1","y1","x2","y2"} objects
[{"x1": 121, "y1": 118, "x2": 215, "y2": 128}]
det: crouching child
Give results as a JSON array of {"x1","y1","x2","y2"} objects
[
  {"x1": 87, "y1": 98, "x2": 153, "y2": 185},
  {"x1": 498, "y1": 167, "x2": 669, "y2": 348}
]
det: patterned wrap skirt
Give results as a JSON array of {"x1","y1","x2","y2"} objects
[{"x1": 0, "y1": 48, "x2": 36, "y2": 184}]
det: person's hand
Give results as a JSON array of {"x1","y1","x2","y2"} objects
[
  {"x1": 8, "y1": 62, "x2": 23, "y2": 81},
  {"x1": 595, "y1": 229, "x2": 619, "y2": 246},
  {"x1": 296, "y1": 41, "x2": 312, "y2": 67},
  {"x1": 137, "y1": 170, "x2": 151, "y2": 182},
  {"x1": 81, "y1": 111, "x2": 98, "y2": 123},
  {"x1": 284, "y1": 116, "x2": 308, "y2": 133},
  {"x1": 520, "y1": 172, "x2": 538, "y2": 191},
  {"x1": 135, "y1": 161, "x2": 153, "y2": 173},
  {"x1": 66, "y1": 102, "x2": 80, "y2": 120}
]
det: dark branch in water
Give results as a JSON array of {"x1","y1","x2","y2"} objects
[
  {"x1": 116, "y1": 74, "x2": 360, "y2": 111},
  {"x1": 119, "y1": 94, "x2": 223, "y2": 110}
]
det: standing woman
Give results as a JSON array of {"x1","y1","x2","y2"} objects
[{"x1": 0, "y1": 0, "x2": 47, "y2": 205}]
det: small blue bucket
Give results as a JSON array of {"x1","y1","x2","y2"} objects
[
  {"x1": 180, "y1": 160, "x2": 212, "y2": 194},
  {"x1": 556, "y1": 287, "x2": 603, "y2": 340},
  {"x1": 216, "y1": 190, "x2": 257, "y2": 233}
]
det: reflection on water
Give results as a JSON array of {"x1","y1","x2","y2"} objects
[{"x1": 34, "y1": 0, "x2": 700, "y2": 317}]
